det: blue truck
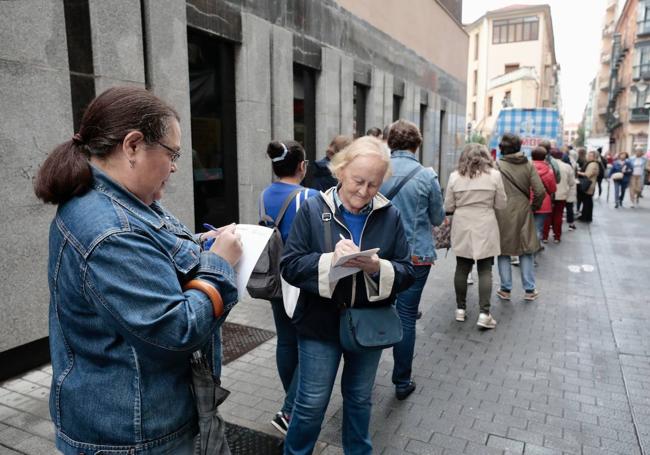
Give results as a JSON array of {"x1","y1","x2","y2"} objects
[{"x1": 489, "y1": 108, "x2": 563, "y2": 157}]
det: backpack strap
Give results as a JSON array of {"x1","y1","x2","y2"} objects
[
  {"x1": 259, "y1": 189, "x2": 274, "y2": 225},
  {"x1": 274, "y1": 188, "x2": 303, "y2": 226},
  {"x1": 385, "y1": 165, "x2": 424, "y2": 200},
  {"x1": 322, "y1": 204, "x2": 334, "y2": 252}
]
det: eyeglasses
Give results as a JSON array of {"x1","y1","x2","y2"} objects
[{"x1": 155, "y1": 141, "x2": 182, "y2": 163}]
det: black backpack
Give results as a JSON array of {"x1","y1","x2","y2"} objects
[{"x1": 246, "y1": 188, "x2": 303, "y2": 300}]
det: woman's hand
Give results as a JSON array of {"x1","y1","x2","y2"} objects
[
  {"x1": 210, "y1": 224, "x2": 242, "y2": 267},
  {"x1": 344, "y1": 254, "x2": 380, "y2": 275},
  {"x1": 332, "y1": 239, "x2": 358, "y2": 266}
]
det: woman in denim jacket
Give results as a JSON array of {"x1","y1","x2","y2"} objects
[
  {"x1": 608, "y1": 151, "x2": 633, "y2": 208},
  {"x1": 34, "y1": 87, "x2": 242, "y2": 455}
]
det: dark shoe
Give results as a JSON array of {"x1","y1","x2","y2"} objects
[
  {"x1": 416, "y1": 311, "x2": 422, "y2": 320},
  {"x1": 396, "y1": 381, "x2": 416, "y2": 400},
  {"x1": 271, "y1": 411, "x2": 289, "y2": 435}
]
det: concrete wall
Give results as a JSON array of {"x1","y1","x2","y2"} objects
[
  {"x1": 335, "y1": 0, "x2": 468, "y2": 82},
  {"x1": 0, "y1": 1, "x2": 71, "y2": 351}
]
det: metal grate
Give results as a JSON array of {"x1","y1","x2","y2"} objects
[
  {"x1": 222, "y1": 322, "x2": 275, "y2": 365},
  {"x1": 226, "y1": 422, "x2": 284, "y2": 454}
]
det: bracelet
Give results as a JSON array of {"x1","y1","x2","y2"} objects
[{"x1": 183, "y1": 279, "x2": 224, "y2": 318}]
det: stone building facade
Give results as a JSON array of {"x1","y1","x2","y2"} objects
[{"x1": 0, "y1": 0, "x2": 468, "y2": 376}]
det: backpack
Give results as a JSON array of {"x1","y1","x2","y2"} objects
[
  {"x1": 246, "y1": 188, "x2": 305, "y2": 300},
  {"x1": 548, "y1": 156, "x2": 561, "y2": 184}
]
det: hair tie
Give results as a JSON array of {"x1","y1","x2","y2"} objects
[
  {"x1": 271, "y1": 143, "x2": 289, "y2": 162},
  {"x1": 71, "y1": 133, "x2": 84, "y2": 145}
]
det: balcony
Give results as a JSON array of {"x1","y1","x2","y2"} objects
[
  {"x1": 638, "y1": 20, "x2": 650, "y2": 37},
  {"x1": 598, "y1": 106, "x2": 608, "y2": 116},
  {"x1": 601, "y1": 52, "x2": 611, "y2": 64},
  {"x1": 630, "y1": 107, "x2": 650, "y2": 122},
  {"x1": 488, "y1": 66, "x2": 539, "y2": 90},
  {"x1": 599, "y1": 76, "x2": 610, "y2": 91}
]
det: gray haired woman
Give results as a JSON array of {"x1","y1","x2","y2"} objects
[{"x1": 444, "y1": 143, "x2": 507, "y2": 329}]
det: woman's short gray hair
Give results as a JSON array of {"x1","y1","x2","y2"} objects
[{"x1": 329, "y1": 136, "x2": 391, "y2": 181}]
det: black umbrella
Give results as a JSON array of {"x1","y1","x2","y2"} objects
[{"x1": 191, "y1": 350, "x2": 231, "y2": 455}]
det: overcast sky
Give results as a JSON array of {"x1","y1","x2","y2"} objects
[{"x1": 463, "y1": 0, "x2": 607, "y2": 124}]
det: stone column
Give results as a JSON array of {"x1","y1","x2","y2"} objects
[
  {"x1": 235, "y1": 13, "x2": 273, "y2": 223},
  {"x1": 340, "y1": 53, "x2": 354, "y2": 136},
  {"x1": 88, "y1": 0, "x2": 145, "y2": 93},
  {"x1": 365, "y1": 67, "x2": 385, "y2": 130},
  {"x1": 0, "y1": 1, "x2": 71, "y2": 351},
  {"x1": 421, "y1": 90, "x2": 436, "y2": 168},
  {"x1": 141, "y1": 0, "x2": 194, "y2": 227},
  {"x1": 271, "y1": 25, "x2": 293, "y2": 140},
  {"x1": 382, "y1": 73, "x2": 394, "y2": 127},
  {"x1": 401, "y1": 81, "x2": 416, "y2": 123}
]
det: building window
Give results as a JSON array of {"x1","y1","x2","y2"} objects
[
  {"x1": 505, "y1": 64, "x2": 520, "y2": 74},
  {"x1": 393, "y1": 94, "x2": 402, "y2": 121},
  {"x1": 638, "y1": 1, "x2": 650, "y2": 35},
  {"x1": 474, "y1": 33, "x2": 479, "y2": 60},
  {"x1": 294, "y1": 64, "x2": 317, "y2": 161},
  {"x1": 488, "y1": 96, "x2": 493, "y2": 116},
  {"x1": 419, "y1": 103, "x2": 427, "y2": 161},
  {"x1": 493, "y1": 16, "x2": 539, "y2": 44},
  {"x1": 634, "y1": 45, "x2": 650, "y2": 79},
  {"x1": 472, "y1": 102, "x2": 477, "y2": 121},
  {"x1": 473, "y1": 70, "x2": 478, "y2": 96},
  {"x1": 353, "y1": 83, "x2": 367, "y2": 138},
  {"x1": 188, "y1": 29, "x2": 239, "y2": 226}
]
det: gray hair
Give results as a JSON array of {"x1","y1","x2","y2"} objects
[{"x1": 457, "y1": 143, "x2": 494, "y2": 178}]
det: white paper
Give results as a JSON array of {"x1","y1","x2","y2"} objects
[
  {"x1": 329, "y1": 248, "x2": 380, "y2": 282},
  {"x1": 281, "y1": 277, "x2": 300, "y2": 318},
  {"x1": 232, "y1": 224, "x2": 274, "y2": 297}
]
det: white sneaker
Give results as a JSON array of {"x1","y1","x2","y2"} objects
[
  {"x1": 455, "y1": 309, "x2": 466, "y2": 321},
  {"x1": 467, "y1": 273, "x2": 474, "y2": 285},
  {"x1": 477, "y1": 313, "x2": 497, "y2": 329}
]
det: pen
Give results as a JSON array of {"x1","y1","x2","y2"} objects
[
  {"x1": 339, "y1": 233, "x2": 346, "y2": 241},
  {"x1": 203, "y1": 223, "x2": 218, "y2": 231}
]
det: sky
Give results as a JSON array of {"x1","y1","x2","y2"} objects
[{"x1": 463, "y1": 0, "x2": 607, "y2": 124}]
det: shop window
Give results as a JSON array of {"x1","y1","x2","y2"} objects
[{"x1": 294, "y1": 64, "x2": 317, "y2": 161}]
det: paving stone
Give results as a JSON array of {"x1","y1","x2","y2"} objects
[{"x1": 486, "y1": 434, "x2": 524, "y2": 454}]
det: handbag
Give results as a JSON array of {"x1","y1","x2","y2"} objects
[
  {"x1": 611, "y1": 172, "x2": 624, "y2": 181},
  {"x1": 578, "y1": 176, "x2": 591, "y2": 193},
  {"x1": 432, "y1": 217, "x2": 452, "y2": 250},
  {"x1": 339, "y1": 305, "x2": 403, "y2": 353}
]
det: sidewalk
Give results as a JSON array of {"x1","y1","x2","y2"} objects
[{"x1": 1, "y1": 195, "x2": 649, "y2": 455}]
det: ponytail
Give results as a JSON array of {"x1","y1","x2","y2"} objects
[{"x1": 34, "y1": 140, "x2": 92, "y2": 204}]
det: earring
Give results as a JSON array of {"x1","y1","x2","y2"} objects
[{"x1": 129, "y1": 160, "x2": 135, "y2": 169}]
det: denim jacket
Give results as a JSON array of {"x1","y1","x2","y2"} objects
[
  {"x1": 48, "y1": 166, "x2": 238, "y2": 454},
  {"x1": 380, "y1": 150, "x2": 445, "y2": 263}
]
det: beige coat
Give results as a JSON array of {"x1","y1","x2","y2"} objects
[
  {"x1": 552, "y1": 158, "x2": 576, "y2": 201},
  {"x1": 444, "y1": 169, "x2": 507, "y2": 260}
]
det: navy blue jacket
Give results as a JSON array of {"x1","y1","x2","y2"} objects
[{"x1": 280, "y1": 188, "x2": 415, "y2": 342}]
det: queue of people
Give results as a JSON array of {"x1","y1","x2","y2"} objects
[{"x1": 37, "y1": 86, "x2": 635, "y2": 455}]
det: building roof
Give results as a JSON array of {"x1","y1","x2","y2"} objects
[{"x1": 489, "y1": 4, "x2": 547, "y2": 14}]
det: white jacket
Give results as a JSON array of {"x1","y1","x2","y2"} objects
[{"x1": 553, "y1": 158, "x2": 576, "y2": 202}]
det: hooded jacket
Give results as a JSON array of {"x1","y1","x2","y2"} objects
[
  {"x1": 280, "y1": 188, "x2": 415, "y2": 342},
  {"x1": 532, "y1": 160, "x2": 557, "y2": 214},
  {"x1": 495, "y1": 153, "x2": 546, "y2": 256},
  {"x1": 308, "y1": 157, "x2": 338, "y2": 192}
]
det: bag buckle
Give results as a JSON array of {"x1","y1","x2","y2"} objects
[{"x1": 322, "y1": 213, "x2": 332, "y2": 222}]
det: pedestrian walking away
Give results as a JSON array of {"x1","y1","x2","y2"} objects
[
  {"x1": 380, "y1": 119, "x2": 445, "y2": 400},
  {"x1": 494, "y1": 133, "x2": 546, "y2": 301},
  {"x1": 577, "y1": 150, "x2": 600, "y2": 222},
  {"x1": 281, "y1": 136, "x2": 415, "y2": 455},
  {"x1": 629, "y1": 147, "x2": 647, "y2": 208},
  {"x1": 444, "y1": 143, "x2": 507, "y2": 329},
  {"x1": 259, "y1": 140, "x2": 319, "y2": 435},
  {"x1": 608, "y1": 151, "x2": 633, "y2": 208},
  {"x1": 544, "y1": 149, "x2": 576, "y2": 242},
  {"x1": 304, "y1": 135, "x2": 352, "y2": 191},
  {"x1": 531, "y1": 147, "x2": 557, "y2": 244},
  {"x1": 33, "y1": 86, "x2": 242, "y2": 455}
]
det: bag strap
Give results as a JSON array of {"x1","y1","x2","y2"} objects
[
  {"x1": 275, "y1": 188, "x2": 303, "y2": 226},
  {"x1": 499, "y1": 168, "x2": 530, "y2": 200},
  {"x1": 322, "y1": 204, "x2": 334, "y2": 252},
  {"x1": 260, "y1": 188, "x2": 302, "y2": 227},
  {"x1": 385, "y1": 165, "x2": 424, "y2": 200}
]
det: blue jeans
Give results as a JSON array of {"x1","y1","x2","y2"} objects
[
  {"x1": 533, "y1": 213, "x2": 547, "y2": 240},
  {"x1": 497, "y1": 254, "x2": 536, "y2": 293},
  {"x1": 614, "y1": 181, "x2": 628, "y2": 205},
  {"x1": 392, "y1": 265, "x2": 431, "y2": 390},
  {"x1": 271, "y1": 298, "x2": 298, "y2": 416},
  {"x1": 284, "y1": 336, "x2": 382, "y2": 455}
]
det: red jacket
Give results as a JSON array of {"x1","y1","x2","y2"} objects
[{"x1": 532, "y1": 160, "x2": 556, "y2": 213}]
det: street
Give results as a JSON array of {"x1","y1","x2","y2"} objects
[{"x1": 1, "y1": 194, "x2": 649, "y2": 455}]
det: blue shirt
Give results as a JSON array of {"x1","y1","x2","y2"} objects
[
  {"x1": 332, "y1": 187, "x2": 371, "y2": 245},
  {"x1": 261, "y1": 182, "x2": 319, "y2": 242}
]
